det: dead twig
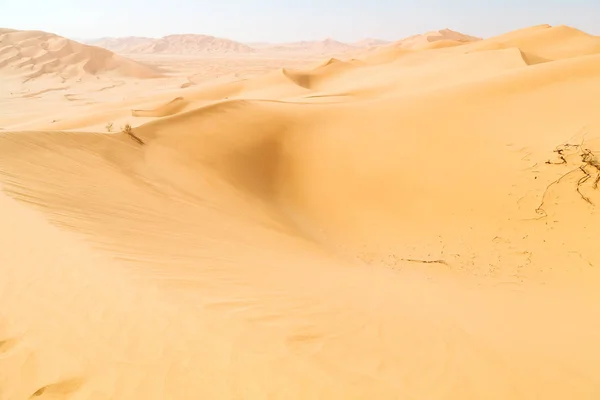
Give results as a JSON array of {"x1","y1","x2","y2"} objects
[
  {"x1": 576, "y1": 165, "x2": 593, "y2": 205},
  {"x1": 538, "y1": 143, "x2": 600, "y2": 213},
  {"x1": 545, "y1": 148, "x2": 567, "y2": 165},
  {"x1": 122, "y1": 123, "x2": 144, "y2": 145},
  {"x1": 535, "y1": 167, "x2": 581, "y2": 217},
  {"x1": 400, "y1": 258, "x2": 447, "y2": 265}
]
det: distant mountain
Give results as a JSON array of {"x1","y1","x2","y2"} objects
[
  {"x1": 88, "y1": 34, "x2": 255, "y2": 55},
  {"x1": 0, "y1": 28, "x2": 161, "y2": 81}
]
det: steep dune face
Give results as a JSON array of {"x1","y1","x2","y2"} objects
[
  {"x1": 2, "y1": 24, "x2": 600, "y2": 399},
  {"x1": 0, "y1": 28, "x2": 162, "y2": 81},
  {"x1": 282, "y1": 58, "x2": 359, "y2": 90}
]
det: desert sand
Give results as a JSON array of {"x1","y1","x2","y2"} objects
[{"x1": 1, "y1": 23, "x2": 600, "y2": 399}]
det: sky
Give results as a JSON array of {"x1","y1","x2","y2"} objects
[{"x1": 0, "y1": 0, "x2": 599, "y2": 43}]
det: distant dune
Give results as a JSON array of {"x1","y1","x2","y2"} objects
[
  {"x1": 359, "y1": 28, "x2": 481, "y2": 63},
  {"x1": 387, "y1": 28, "x2": 481, "y2": 50},
  {"x1": 0, "y1": 28, "x2": 162, "y2": 81}
]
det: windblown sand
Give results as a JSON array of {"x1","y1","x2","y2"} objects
[{"x1": 1, "y1": 24, "x2": 600, "y2": 399}]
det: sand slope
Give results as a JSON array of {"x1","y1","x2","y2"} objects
[
  {"x1": 359, "y1": 28, "x2": 481, "y2": 63},
  {"x1": 1, "y1": 24, "x2": 600, "y2": 399},
  {"x1": 0, "y1": 28, "x2": 162, "y2": 81}
]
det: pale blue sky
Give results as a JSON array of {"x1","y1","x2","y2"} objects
[{"x1": 0, "y1": 0, "x2": 598, "y2": 42}]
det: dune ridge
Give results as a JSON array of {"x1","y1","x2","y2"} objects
[
  {"x1": 1, "y1": 23, "x2": 600, "y2": 399},
  {"x1": 376, "y1": 28, "x2": 481, "y2": 52},
  {"x1": 131, "y1": 96, "x2": 190, "y2": 117}
]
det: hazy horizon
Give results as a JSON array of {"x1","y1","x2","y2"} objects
[{"x1": 1, "y1": 0, "x2": 599, "y2": 43}]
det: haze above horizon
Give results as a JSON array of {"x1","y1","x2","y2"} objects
[{"x1": 1, "y1": 0, "x2": 599, "y2": 43}]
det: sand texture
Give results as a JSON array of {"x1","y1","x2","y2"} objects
[{"x1": 1, "y1": 24, "x2": 600, "y2": 399}]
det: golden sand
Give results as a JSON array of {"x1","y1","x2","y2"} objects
[{"x1": 1, "y1": 24, "x2": 600, "y2": 399}]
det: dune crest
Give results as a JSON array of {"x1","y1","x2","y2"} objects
[
  {"x1": 463, "y1": 24, "x2": 600, "y2": 62},
  {"x1": 282, "y1": 59, "x2": 359, "y2": 90},
  {"x1": 386, "y1": 28, "x2": 480, "y2": 50},
  {"x1": 131, "y1": 96, "x2": 189, "y2": 117}
]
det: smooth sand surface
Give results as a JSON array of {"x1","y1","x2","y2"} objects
[{"x1": 1, "y1": 24, "x2": 600, "y2": 399}]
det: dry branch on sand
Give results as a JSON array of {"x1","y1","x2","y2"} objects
[
  {"x1": 122, "y1": 123, "x2": 144, "y2": 145},
  {"x1": 400, "y1": 258, "x2": 448, "y2": 265},
  {"x1": 576, "y1": 148, "x2": 600, "y2": 204},
  {"x1": 536, "y1": 142, "x2": 600, "y2": 215}
]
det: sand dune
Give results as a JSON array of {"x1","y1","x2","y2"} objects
[
  {"x1": 0, "y1": 28, "x2": 162, "y2": 81},
  {"x1": 384, "y1": 28, "x2": 480, "y2": 50},
  {"x1": 444, "y1": 25, "x2": 600, "y2": 67},
  {"x1": 2, "y1": 24, "x2": 600, "y2": 399},
  {"x1": 481, "y1": 24, "x2": 600, "y2": 61},
  {"x1": 282, "y1": 58, "x2": 359, "y2": 90},
  {"x1": 359, "y1": 28, "x2": 480, "y2": 63}
]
